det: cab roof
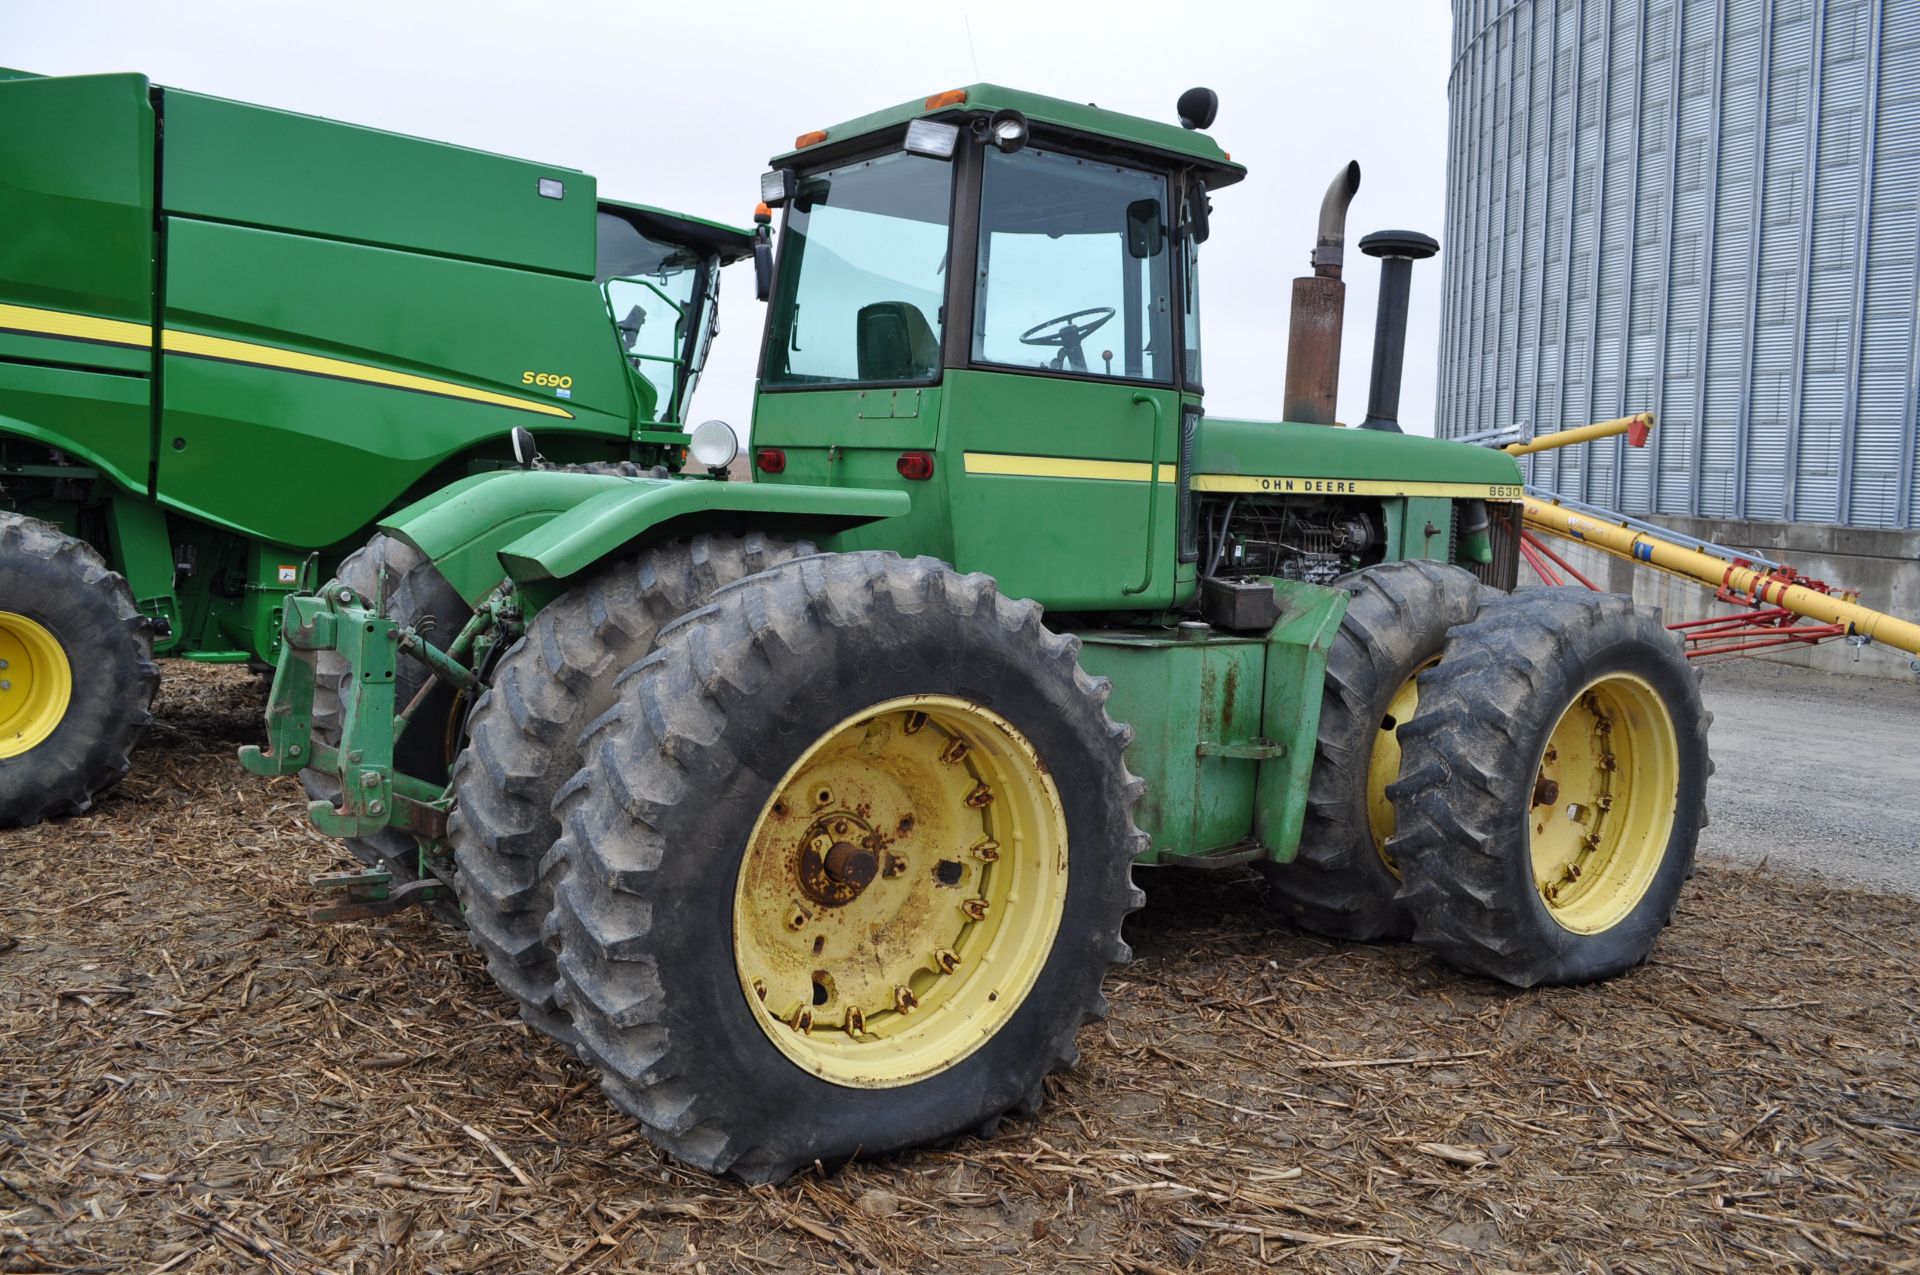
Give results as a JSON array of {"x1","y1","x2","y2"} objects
[
  {"x1": 598, "y1": 200, "x2": 756, "y2": 263},
  {"x1": 770, "y1": 83, "x2": 1246, "y2": 189}
]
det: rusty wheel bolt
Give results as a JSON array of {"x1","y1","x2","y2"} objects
[
  {"x1": 788, "y1": 1007, "x2": 813, "y2": 1034},
  {"x1": 961, "y1": 897, "x2": 990, "y2": 921},
  {"x1": 894, "y1": 986, "x2": 919, "y2": 1014},
  {"x1": 939, "y1": 738, "x2": 971, "y2": 765},
  {"x1": 844, "y1": 1006, "x2": 866, "y2": 1036},
  {"x1": 753, "y1": 979, "x2": 768, "y2": 1002},
  {"x1": 787, "y1": 907, "x2": 811, "y2": 931},
  {"x1": 934, "y1": 948, "x2": 961, "y2": 975},
  {"x1": 971, "y1": 838, "x2": 1000, "y2": 862},
  {"x1": 964, "y1": 781, "x2": 993, "y2": 808},
  {"x1": 881, "y1": 853, "x2": 908, "y2": 879},
  {"x1": 1532, "y1": 776, "x2": 1560, "y2": 807},
  {"x1": 902, "y1": 710, "x2": 927, "y2": 735}
]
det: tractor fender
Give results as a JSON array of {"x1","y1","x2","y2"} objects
[{"x1": 382, "y1": 468, "x2": 907, "y2": 605}]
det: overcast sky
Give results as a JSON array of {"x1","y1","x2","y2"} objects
[{"x1": 5, "y1": 0, "x2": 1453, "y2": 438}]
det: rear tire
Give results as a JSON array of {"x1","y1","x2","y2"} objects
[
  {"x1": 544, "y1": 552, "x2": 1145, "y2": 1182},
  {"x1": 305, "y1": 532, "x2": 470, "y2": 883},
  {"x1": 1256, "y1": 560, "x2": 1489, "y2": 941},
  {"x1": 0, "y1": 513, "x2": 158, "y2": 828},
  {"x1": 449, "y1": 533, "x2": 811, "y2": 1042},
  {"x1": 1387, "y1": 589, "x2": 1711, "y2": 986}
]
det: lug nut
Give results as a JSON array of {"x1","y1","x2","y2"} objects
[
  {"x1": 961, "y1": 897, "x2": 990, "y2": 921},
  {"x1": 903, "y1": 710, "x2": 927, "y2": 735},
  {"x1": 939, "y1": 738, "x2": 971, "y2": 764},
  {"x1": 753, "y1": 979, "x2": 768, "y2": 1001},
  {"x1": 788, "y1": 1007, "x2": 813, "y2": 1034},
  {"x1": 881, "y1": 853, "x2": 908, "y2": 879},
  {"x1": 934, "y1": 948, "x2": 961, "y2": 974},
  {"x1": 964, "y1": 781, "x2": 993, "y2": 808},
  {"x1": 844, "y1": 1006, "x2": 866, "y2": 1036},
  {"x1": 971, "y1": 838, "x2": 1000, "y2": 862},
  {"x1": 894, "y1": 986, "x2": 919, "y2": 1014},
  {"x1": 787, "y1": 906, "x2": 811, "y2": 931}
]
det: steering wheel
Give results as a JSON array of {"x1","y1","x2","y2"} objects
[{"x1": 1019, "y1": 306, "x2": 1116, "y2": 373}]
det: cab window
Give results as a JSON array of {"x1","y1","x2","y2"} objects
[
  {"x1": 764, "y1": 151, "x2": 954, "y2": 387},
  {"x1": 972, "y1": 147, "x2": 1173, "y2": 383},
  {"x1": 597, "y1": 213, "x2": 710, "y2": 422}
]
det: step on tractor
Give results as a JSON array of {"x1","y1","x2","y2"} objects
[
  {"x1": 0, "y1": 67, "x2": 754, "y2": 827},
  {"x1": 235, "y1": 83, "x2": 1711, "y2": 1183}
]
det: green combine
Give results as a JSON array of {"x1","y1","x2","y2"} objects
[
  {"x1": 0, "y1": 68, "x2": 750, "y2": 825},
  {"x1": 8, "y1": 75, "x2": 1711, "y2": 1183}
]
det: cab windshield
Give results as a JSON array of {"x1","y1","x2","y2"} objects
[
  {"x1": 597, "y1": 212, "x2": 713, "y2": 422},
  {"x1": 973, "y1": 147, "x2": 1172, "y2": 383},
  {"x1": 763, "y1": 151, "x2": 955, "y2": 387}
]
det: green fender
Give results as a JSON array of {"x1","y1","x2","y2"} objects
[{"x1": 382, "y1": 468, "x2": 909, "y2": 606}]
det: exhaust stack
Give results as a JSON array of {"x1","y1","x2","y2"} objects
[
  {"x1": 1282, "y1": 162, "x2": 1361, "y2": 425},
  {"x1": 1357, "y1": 229, "x2": 1440, "y2": 433}
]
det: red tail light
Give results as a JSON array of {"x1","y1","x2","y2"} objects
[
  {"x1": 756, "y1": 448, "x2": 786, "y2": 474},
  {"x1": 896, "y1": 451, "x2": 935, "y2": 481}
]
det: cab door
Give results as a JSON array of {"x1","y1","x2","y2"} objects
[{"x1": 944, "y1": 145, "x2": 1181, "y2": 610}]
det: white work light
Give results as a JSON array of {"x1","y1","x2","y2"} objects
[
  {"x1": 904, "y1": 119, "x2": 960, "y2": 159},
  {"x1": 760, "y1": 168, "x2": 796, "y2": 206},
  {"x1": 690, "y1": 419, "x2": 740, "y2": 471}
]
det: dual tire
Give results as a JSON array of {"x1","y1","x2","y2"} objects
[{"x1": 1264, "y1": 567, "x2": 1709, "y2": 987}]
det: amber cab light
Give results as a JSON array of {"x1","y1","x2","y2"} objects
[
  {"x1": 924, "y1": 89, "x2": 968, "y2": 110},
  {"x1": 756, "y1": 448, "x2": 787, "y2": 474},
  {"x1": 794, "y1": 129, "x2": 828, "y2": 149},
  {"x1": 897, "y1": 451, "x2": 935, "y2": 481}
]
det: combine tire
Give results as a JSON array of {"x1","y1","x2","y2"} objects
[
  {"x1": 0, "y1": 513, "x2": 158, "y2": 828},
  {"x1": 1256, "y1": 560, "x2": 1488, "y2": 941},
  {"x1": 306, "y1": 532, "x2": 470, "y2": 880},
  {"x1": 544, "y1": 552, "x2": 1144, "y2": 1182},
  {"x1": 1387, "y1": 589, "x2": 1710, "y2": 986},
  {"x1": 449, "y1": 533, "x2": 810, "y2": 1041}
]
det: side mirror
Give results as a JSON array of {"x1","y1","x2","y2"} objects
[
  {"x1": 1187, "y1": 182, "x2": 1211, "y2": 244},
  {"x1": 753, "y1": 227, "x2": 774, "y2": 303},
  {"x1": 1126, "y1": 198, "x2": 1165, "y2": 259}
]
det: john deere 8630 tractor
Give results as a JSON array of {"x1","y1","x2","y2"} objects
[
  {"x1": 235, "y1": 84, "x2": 1710, "y2": 1182},
  {"x1": 0, "y1": 68, "x2": 751, "y2": 826}
]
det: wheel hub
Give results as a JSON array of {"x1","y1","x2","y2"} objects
[
  {"x1": 1528, "y1": 673, "x2": 1680, "y2": 934},
  {"x1": 733, "y1": 695, "x2": 1068, "y2": 1089},
  {"x1": 0, "y1": 610, "x2": 72, "y2": 760},
  {"x1": 796, "y1": 812, "x2": 884, "y2": 906}
]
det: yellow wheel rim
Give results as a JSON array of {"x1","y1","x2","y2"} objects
[
  {"x1": 734, "y1": 694, "x2": 1068, "y2": 1089},
  {"x1": 0, "y1": 610, "x2": 73, "y2": 759},
  {"x1": 1528, "y1": 673, "x2": 1680, "y2": 934},
  {"x1": 1364, "y1": 660, "x2": 1434, "y2": 877}
]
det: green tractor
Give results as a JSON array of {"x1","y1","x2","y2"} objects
[
  {"x1": 0, "y1": 68, "x2": 752, "y2": 827},
  {"x1": 237, "y1": 84, "x2": 1710, "y2": 1183}
]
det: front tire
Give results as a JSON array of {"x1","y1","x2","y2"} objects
[
  {"x1": 1256, "y1": 560, "x2": 1488, "y2": 941},
  {"x1": 0, "y1": 513, "x2": 158, "y2": 828},
  {"x1": 1387, "y1": 589, "x2": 1711, "y2": 986},
  {"x1": 449, "y1": 533, "x2": 810, "y2": 1042},
  {"x1": 544, "y1": 552, "x2": 1144, "y2": 1182}
]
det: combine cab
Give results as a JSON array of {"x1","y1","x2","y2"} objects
[{"x1": 240, "y1": 84, "x2": 1710, "y2": 1181}]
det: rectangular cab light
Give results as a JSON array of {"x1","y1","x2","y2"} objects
[{"x1": 904, "y1": 119, "x2": 960, "y2": 160}]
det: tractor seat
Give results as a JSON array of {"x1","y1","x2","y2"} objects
[{"x1": 856, "y1": 302, "x2": 940, "y2": 382}]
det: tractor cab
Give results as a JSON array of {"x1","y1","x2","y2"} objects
[
  {"x1": 595, "y1": 202, "x2": 755, "y2": 431},
  {"x1": 750, "y1": 86, "x2": 1243, "y2": 611}
]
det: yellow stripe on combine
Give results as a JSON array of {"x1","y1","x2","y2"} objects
[
  {"x1": 1192, "y1": 474, "x2": 1525, "y2": 500},
  {"x1": 162, "y1": 330, "x2": 574, "y2": 419},
  {"x1": 963, "y1": 452, "x2": 1177, "y2": 483},
  {"x1": 0, "y1": 302, "x2": 153, "y2": 349}
]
